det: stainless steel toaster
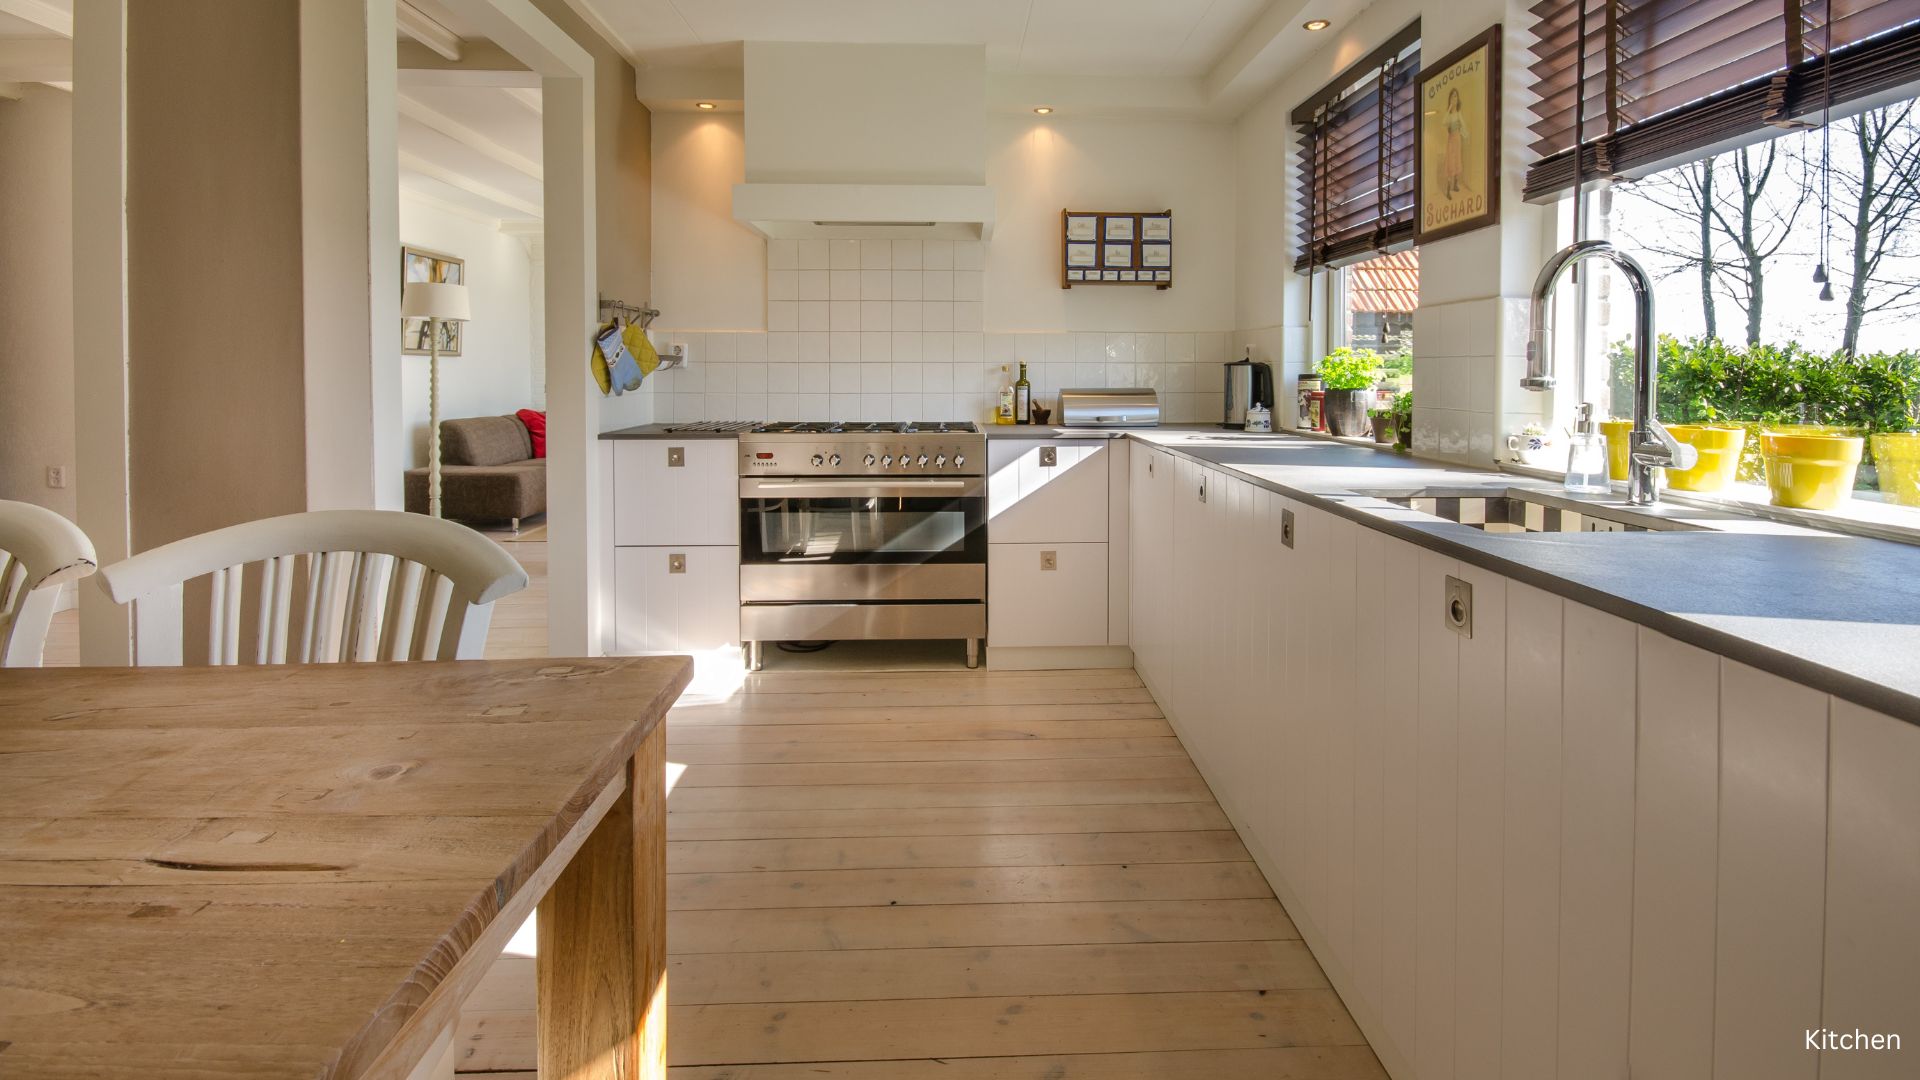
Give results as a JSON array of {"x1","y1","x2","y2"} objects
[{"x1": 1056, "y1": 388, "x2": 1160, "y2": 428}]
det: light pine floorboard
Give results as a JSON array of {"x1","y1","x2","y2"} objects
[{"x1": 455, "y1": 665, "x2": 1385, "y2": 1078}]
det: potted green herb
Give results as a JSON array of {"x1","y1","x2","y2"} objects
[
  {"x1": 1369, "y1": 405, "x2": 1395, "y2": 444},
  {"x1": 1391, "y1": 392, "x2": 1413, "y2": 451},
  {"x1": 1317, "y1": 347, "x2": 1381, "y2": 437}
]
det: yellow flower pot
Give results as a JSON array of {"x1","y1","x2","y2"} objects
[
  {"x1": 1872, "y1": 432, "x2": 1920, "y2": 507},
  {"x1": 1600, "y1": 419, "x2": 1634, "y2": 481},
  {"x1": 1663, "y1": 425, "x2": 1746, "y2": 492},
  {"x1": 1760, "y1": 431, "x2": 1864, "y2": 510}
]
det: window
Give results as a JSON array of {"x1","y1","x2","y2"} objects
[{"x1": 1293, "y1": 22, "x2": 1421, "y2": 271}]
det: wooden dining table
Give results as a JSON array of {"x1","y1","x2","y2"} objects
[{"x1": 0, "y1": 655, "x2": 692, "y2": 1079}]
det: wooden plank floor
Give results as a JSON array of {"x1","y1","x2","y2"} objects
[{"x1": 455, "y1": 666, "x2": 1386, "y2": 1079}]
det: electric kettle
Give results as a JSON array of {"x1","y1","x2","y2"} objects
[{"x1": 1223, "y1": 351, "x2": 1276, "y2": 428}]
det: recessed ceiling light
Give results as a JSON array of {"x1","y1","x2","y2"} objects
[
  {"x1": 1033, "y1": 106, "x2": 1054, "y2": 115},
  {"x1": 1303, "y1": 19, "x2": 1331, "y2": 31},
  {"x1": 696, "y1": 101, "x2": 716, "y2": 110}
]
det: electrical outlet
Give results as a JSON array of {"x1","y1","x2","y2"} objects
[
  {"x1": 1040, "y1": 550, "x2": 1058, "y2": 571},
  {"x1": 46, "y1": 465, "x2": 67, "y2": 489}
]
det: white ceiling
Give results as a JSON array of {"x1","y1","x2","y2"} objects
[
  {"x1": 397, "y1": 84, "x2": 546, "y2": 224},
  {"x1": 583, "y1": 0, "x2": 1276, "y2": 77}
]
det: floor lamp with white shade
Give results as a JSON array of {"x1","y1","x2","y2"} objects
[{"x1": 401, "y1": 281, "x2": 471, "y2": 518}]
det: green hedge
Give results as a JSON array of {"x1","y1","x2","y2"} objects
[{"x1": 1607, "y1": 336, "x2": 1920, "y2": 486}]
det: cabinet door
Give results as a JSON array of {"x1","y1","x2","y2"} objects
[
  {"x1": 1167, "y1": 456, "x2": 1208, "y2": 733},
  {"x1": 988, "y1": 542, "x2": 1108, "y2": 647},
  {"x1": 1129, "y1": 446, "x2": 1174, "y2": 694},
  {"x1": 613, "y1": 440, "x2": 738, "y2": 547},
  {"x1": 987, "y1": 439, "x2": 1109, "y2": 545},
  {"x1": 612, "y1": 545, "x2": 740, "y2": 654}
]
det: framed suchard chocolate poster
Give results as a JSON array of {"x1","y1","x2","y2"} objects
[{"x1": 1415, "y1": 24, "x2": 1500, "y2": 244}]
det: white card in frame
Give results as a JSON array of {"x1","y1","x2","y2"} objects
[
  {"x1": 1104, "y1": 216, "x2": 1135, "y2": 241},
  {"x1": 1066, "y1": 215, "x2": 1098, "y2": 241},
  {"x1": 1103, "y1": 242, "x2": 1132, "y2": 267},
  {"x1": 1066, "y1": 241, "x2": 1097, "y2": 267},
  {"x1": 1141, "y1": 216, "x2": 1171, "y2": 241},
  {"x1": 1141, "y1": 242, "x2": 1171, "y2": 267}
]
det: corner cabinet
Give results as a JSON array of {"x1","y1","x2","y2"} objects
[
  {"x1": 985, "y1": 437, "x2": 1130, "y2": 668},
  {"x1": 609, "y1": 440, "x2": 741, "y2": 657},
  {"x1": 1130, "y1": 451, "x2": 1920, "y2": 1080}
]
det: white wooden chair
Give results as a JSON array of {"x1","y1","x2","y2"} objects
[
  {"x1": 96, "y1": 509, "x2": 528, "y2": 666},
  {"x1": 0, "y1": 500, "x2": 98, "y2": 667}
]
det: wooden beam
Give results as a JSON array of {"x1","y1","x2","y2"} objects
[
  {"x1": 398, "y1": 91, "x2": 541, "y2": 180},
  {"x1": 396, "y1": 0, "x2": 462, "y2": 62},
  {"x1": 397, "y1": 40, "x2": 537, "y2": 86},
  {"x1": 503, "y1": 85, "x2": 542, "y2": 115},
  {"x1": 0, "y1": 37, "x2": 72, "y2": 83},
  {"x1": 0, "y1": 0, "x2": 71, "y2": 36},
  {"x1": 399, "y1": 149, "x2": 542, "y2": 218}
]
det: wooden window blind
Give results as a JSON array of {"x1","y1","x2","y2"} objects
[
  {"x1": 1524, "y1": 0, "x2": 1920, "y2": 199},
  {"x1": 1293, "y1": 22, "x2": 1423, "y2": 272}
]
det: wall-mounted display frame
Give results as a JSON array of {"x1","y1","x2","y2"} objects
[
  {"x1": 1415, "y1": 24, "x2": 1501, "y2": 244},
  {"x1": 1060, "y1": 209, "x2": 1172, "y2": 289}
]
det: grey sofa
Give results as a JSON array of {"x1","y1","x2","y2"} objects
[{"x1": 404, "y1": 415, "x2": 545, "y2": 530}]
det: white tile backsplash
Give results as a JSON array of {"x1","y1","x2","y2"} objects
[{"x1": 645, "y1": 237, "x2": 1245, "y2": 425}]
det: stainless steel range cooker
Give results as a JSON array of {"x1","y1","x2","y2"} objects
[{"x1": 736, "y1": 421, "x2": 988, "y2": 669}]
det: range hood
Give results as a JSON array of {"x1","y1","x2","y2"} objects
[{"x1": 732, "y1": 43, "x2": 994, "y2": 241}]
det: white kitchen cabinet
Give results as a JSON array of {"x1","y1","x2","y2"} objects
[
  {"x1": 987, "y1": 542, "x2": 1107, "y2": 647},
  {"x1": 613, "y1": 439, "x2": 738, "y2": 547},
  {"x1": 986, "y1": 439, "x2": 1109, "y2": 545},
  {"x1": 612, "y1": 545, "x2": 740, "y2": 655},
  {"x1": 1822, "y1": 699, "x2": 1920, "y2": 1080},
  {"x1": 1128, "y1": 445, "x2": 1174, "y2": 696}
]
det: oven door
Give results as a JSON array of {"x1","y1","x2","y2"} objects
[{"x1": 739, "y1": 476, "x2": 987, "y2": 569}]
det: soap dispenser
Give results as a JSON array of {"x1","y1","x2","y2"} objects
[{"x1": 1563, "y1": 402, "x2": 1611, "y2": 493}]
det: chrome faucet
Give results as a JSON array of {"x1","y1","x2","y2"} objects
[{"x1": 1522, "y1": 240, "x2": 1695, "y2": 505}]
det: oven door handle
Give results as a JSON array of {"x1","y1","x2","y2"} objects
[{"x1": 740, "y1": 477, "x2": 986, "y2": 498}]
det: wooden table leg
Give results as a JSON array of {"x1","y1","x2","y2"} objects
[{"x1": 537, "y1": 723, "x2": 668, "y2": 1078}]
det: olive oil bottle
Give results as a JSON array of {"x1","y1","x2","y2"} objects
[{"x1": 1014, "y1": 362, "x2": 1032, "y2": 425}]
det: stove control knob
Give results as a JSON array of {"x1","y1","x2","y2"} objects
[
  {"x1": 880, "y1": 454, "x2": 893, "y2": 467},
  {"x1": 898, "y1": 454, "x2": 911, "y2": 468},
  {"x1": 916, "y1": 454, "x2": 929, "y2": 467},
  {"x1": 828, "y1": 453, "x2": 842, "y2": 466},
  {"x1": 934, "y1": 454, "x2": 947, "y2": 468},
  {"x1": 810, "y1": 453, "x2": 824, "y2": 467},
  {"x1": 863, "y1": 454, "x2": 877, "y2": 466},
  {"x1": 953, "y1": 454, "x2": 966, "y2": 468}
]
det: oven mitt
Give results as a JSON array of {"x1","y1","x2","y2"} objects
[
  {"x1": 596, "y1": 322, "x2": 645, "y2": 396},
  {"x1": 629, "y1": 323, "x2": 661, "y2": 379},
  {"x1": 590, "y1": 320, "x2": 617, "y2": 396}
]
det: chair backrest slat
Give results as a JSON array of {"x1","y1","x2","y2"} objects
[
  {"x1": 96, "y1": 510, "x2": 525, "y2": 668},
  {"x1": 0, "y1": 501, "x2": 97, "y2": 668}
]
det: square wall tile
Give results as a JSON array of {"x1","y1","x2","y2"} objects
[
  {"x1": 767, "y1": 238, "x2": 798, "y2": 271},
  {"x1": 892, "y1": 239, "x2": 923, "y2": 269},
  {"x1": 767, "y1": 392, "x2": 797, "y2": 417},
  {"x1": 953, "y1": 303, "x2": 983, "y2": 332},
  {"x1": 861, "y1": 331, "x2": 892, "y2": 363},
  {"x1": 800, "y1": 331, "x2": 829, "y2": 364},
  {"x1": 799, "y1": 269, "x2": 829, "y2": 301},
  {"x1": 768, "y1": 363, "x2": 799, "y2": 392},
  {"x1": 921, "y1": 332, "x2": 952, "y2": 362},
  {"x1": 1046, "y1": 335, "x2": 1077, "y2": 365},
  {"x1": 892, "y1": 363, "x2": 923, "y2": 391},
  {"x1": 1106, "y1": 333, "x2": 1136, "y2": 364},
  {"x1": 953, "y1": 332, "x2": 983, "y2": 364},
  {"x1": 830, "y1": 392, "x2": 861, "y2": 417},
  {"x1": 861, "y1": 269, "x2": 892, "y2": 301},
  {"x1": 953, "y1": 240, "x2": 984, "y2": 271},
  {"x1": 1137, "y1": 333, "x2": 1165, "y2": 364},
  {"x1": 800, "y1": 301, "x2": 829, "y2": 332},
  {"x1": 1075, "y1": 333, "x2": 1105, "y2": 364},
  {"x1": 829, "y1": 363, "x2": 860, "y2": 392},
  {"x1": 768, "y1": 270, "x2": 798, "y2": 302},
  {"x1": 798, "y1": 392, "x2": 829, "y2": 419},
  {"x1": 892, "y1": 301, "x2": 923, "y2": 330},
  {"x1": 1468, "y1": 298, "x2": 1499, "y2": 356},
  {"x1": 984, "y1": 333, "x2": 1015, "y2": 363},
  {"x1": 922, "y1": 302, "x2": 953, "y2": 332},
  {"x1": 798, "y1": 239, "x2": 830, "y2": 270},
  {"x1": 923, "y1": 363, "x2": 954, "y2": 392},
  {"x1": 923, "y1": 392, "x2": 954, "y2": 418},
  {"x1": 860, "y1": 239, "x2": 891, "y2": 269},
  {"x1": 830, "y1": 269, "x2": 859, "y2": 302},
  {"x1": 954, "y1": 270, "x2": 984, "y2": 302},
  {"x1": 892, "y1": 270, "x2": 923, "y2": 301},
  {"x1": 767, "y1": 301, "x2": 798, "y2": 332},
  {"x1": 1165, "y1": 332, "x2": 1197, "y2": 364},
  {"x1": 799, "y1": 362, "x2": 829, "y2": 392},
  {"x1": 923, "y1": 239, "x2": 954, "y2": 270},
  {"x1": 861, "y1": 364, "x2": 892, "y2": 393},
  {"x1": 892, "y1": 332, "x2": 924, "y2": 362},
  {"x1": 830, "y1": 331, "x2": 861, "y2": 362},
  {"x1": 923, "y1": 270, "x2": 954, "y2": 301},
  {"x1": 829, "y1": 238, "x2": 860, "y2": 270},
  {"x1": 768, "y1": 331, "x2": 799, "y2": 363},
  {"x1": 736, "y1": 333, "x2": 767, "y2": 363},
  {"x1": 704, "y1": 334, "x2": 737, "y2": 364},
  {"x1": 737, "y1": 363, "x2": 768, "y2": 393},
  {"x1": 735, "y1": 392, "x2": 767, "y2": 419},
  {"x1": 860, "y1": 301, "x2": 892, "y2": 331},
  {"x1": 830, "y1": 301, "x2": 861, "y2": 331}
]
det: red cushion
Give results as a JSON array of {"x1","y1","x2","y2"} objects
[{"x1": 516, "y1": 409, "x2": 547, "y2": 458}]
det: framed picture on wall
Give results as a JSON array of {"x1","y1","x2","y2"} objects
[
  {"x1": 1415, "y1": 24, "x2": 1501, "y2": 244},
  {"x1": 1065, "y1": 214, "x2": 1099, "y2": 241},
  {"x1": 401, "y1": 245, "x2": 465, "y2": 356}
]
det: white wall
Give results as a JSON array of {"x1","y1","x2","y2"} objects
[
  {"x1": 0, "y1": 86, "x2": 75, "y2": 521},
  {"x1": 986, "y1": 114, "x2": 1236, "y2": 333},
  {"x1": 744, "y1": 42, "x2": 986, "y2": 185},
  {"x1": 397, "y1": 192, "x2": 537, "y2": 466},
  {"x1": 651, "y1": 111, "x2": 764, "y2": 331}
]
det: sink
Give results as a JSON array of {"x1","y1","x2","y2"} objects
[{"x1": 1355, "y1": 487, "x2": 1705, "y2": 534}]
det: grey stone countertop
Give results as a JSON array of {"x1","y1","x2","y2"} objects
[
  {"x1": 598, "y1": 420, "x2": 1920, "y2": 722},
  {"x1": 1129, "y1": 428, "x2": 1920, "y2": 726}
]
